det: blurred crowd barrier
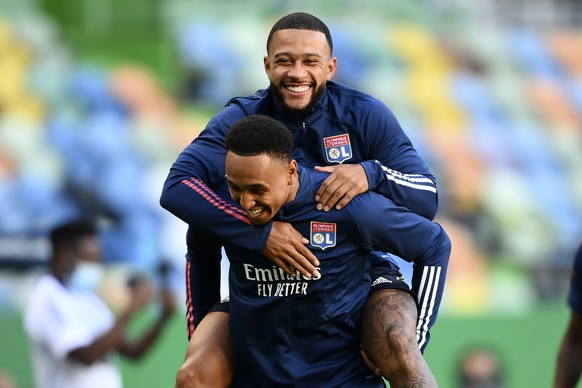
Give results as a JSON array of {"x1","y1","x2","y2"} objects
[{"x1": 0, "y1": 0, "x2": 581, "y2": 315}]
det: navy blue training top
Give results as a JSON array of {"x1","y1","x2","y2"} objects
[
  {"x1": 225, "y1": 167, "x2": 450, "y2": 387},
  {"x1": 160, "y1": 81, "x2": 446, "y2": 349}
]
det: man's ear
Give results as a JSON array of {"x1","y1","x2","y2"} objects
[
  {"x1": 288, "y1": 160, "x2": 298, "y2": 184},
  {"x1": 264, "y1": 56, "x2": 271, "y2": 76},
  {"x1": 326, "y1": 57, "x2": 337, "y2": 81}
]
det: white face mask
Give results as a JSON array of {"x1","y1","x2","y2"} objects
[{"x1": 70, "y1": 262, "x2": 105, "y2": 292}]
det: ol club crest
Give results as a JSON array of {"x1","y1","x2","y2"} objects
[
  {"x1": 310, "y1": 222, "x2": 336, "y2": 250},
  {"x1": 324, "y1": 134, "x2": 352, "y2": 164}
]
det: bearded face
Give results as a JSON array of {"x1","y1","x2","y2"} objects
[{"x1": 264, "y1": 29, "x2": 336, "y2": 118}]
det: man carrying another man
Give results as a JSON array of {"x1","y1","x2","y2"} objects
[{"x1": 161, "y1": 12, "x2": 450, "y2": 386}]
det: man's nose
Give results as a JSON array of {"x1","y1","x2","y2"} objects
[
  {"x1": 239, "y1": 192, "x2": 255, "y2": 209},
  {"x1": 287, "y1": 62, "x2": 307, "y2": 78}
]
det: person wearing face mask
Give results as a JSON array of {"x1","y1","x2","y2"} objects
[{"x1": 23, "y1": 219, "x2": 176, "y2": 388}]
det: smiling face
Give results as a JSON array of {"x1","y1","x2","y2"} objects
[
  {"x1": 225, "y1": 152, "x2": 298, "y2": 226},
  {"x1": 264, "y1": 29, "x2": 337, "y2": 116}
]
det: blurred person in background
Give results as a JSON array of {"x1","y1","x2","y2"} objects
[
  {"x1": 161, "y1": 11, "x2": 447, "y2": 387},
  {"x1": 554, "y1": 242, "x2": 582, "y2": 388},
  {"x1": 457, "y1": 345, "x2": 505, "y2": 388},
  {"x1": 22, "y1": 219, "x2": 176, "y2": 388}
]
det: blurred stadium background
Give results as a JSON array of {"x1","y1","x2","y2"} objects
[{"x1": 0, "y1": 0, "x2": 581, "y2": 386}]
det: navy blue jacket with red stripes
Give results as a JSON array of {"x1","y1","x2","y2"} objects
[
  {"x1": 224, "y1": 167, "x2": 450, "y2": 387},
  {"x1": 160, "y1": 80, "x2": 445, "y2": 350}
]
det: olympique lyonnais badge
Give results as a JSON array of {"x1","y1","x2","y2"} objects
[
  {"x1": 310, "y1": 222, "x2": 337, "y2": 250},
  {"x1": 323, "y1": 134, "x2": 352, "y2": 164}
]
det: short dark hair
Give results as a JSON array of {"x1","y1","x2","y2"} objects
[
  {"x1": 225, "y1": 115, "x2": 292, "y2": 163},
  {"x1": 50, "y1": 219, "x2": 96, "y2": 251},
  {"x1": 266, "y1": 12, "x2": 333, "y2": 55}
]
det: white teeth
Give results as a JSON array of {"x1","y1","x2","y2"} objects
[
  {"x1": 248, "y1": 209, "x2": 262, "y2": 217},
  {"x1": 286, "y1": 85, "x2": 310, "y2": 93}
]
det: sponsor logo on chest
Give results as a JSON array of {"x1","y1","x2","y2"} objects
[
  {"x1": 323, "y1": 134, "x2": 352, "y2": 164},
  {"x1": 310, "y1": 221, "x2": 337, "y2": 250}
]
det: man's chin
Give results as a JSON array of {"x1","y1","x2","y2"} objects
[
  {"x1": 282, "y1": 103, "x2": 311, "y2": 118},
  {"x1": 281, "y1": 94, "x2": 309, "y2": 109},
  {"x1": 250, "y1": 219, "x2": 268, "y2": 226}
]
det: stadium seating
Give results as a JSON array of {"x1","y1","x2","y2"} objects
[{"x1": 0, "y1": 0, "x2": 581, "y2": 310}]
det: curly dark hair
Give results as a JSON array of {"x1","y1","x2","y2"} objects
[
  {"x1": 225, "y1": 115, "x2": 292, "y2": 163},
  {"x1": 266, "y1": 12, "x2": 333, "y2": 55},
  {"x1": 50, "y1": 219, "x2": 96, "y2": 251}
]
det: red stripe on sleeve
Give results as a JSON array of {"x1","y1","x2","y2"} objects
[
  {"x1": 185, "y1": 260, "x2": 195, "y2": 338},
  {"x1": 182, "y1": 178, "x2": 251, "y2": 225}
]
